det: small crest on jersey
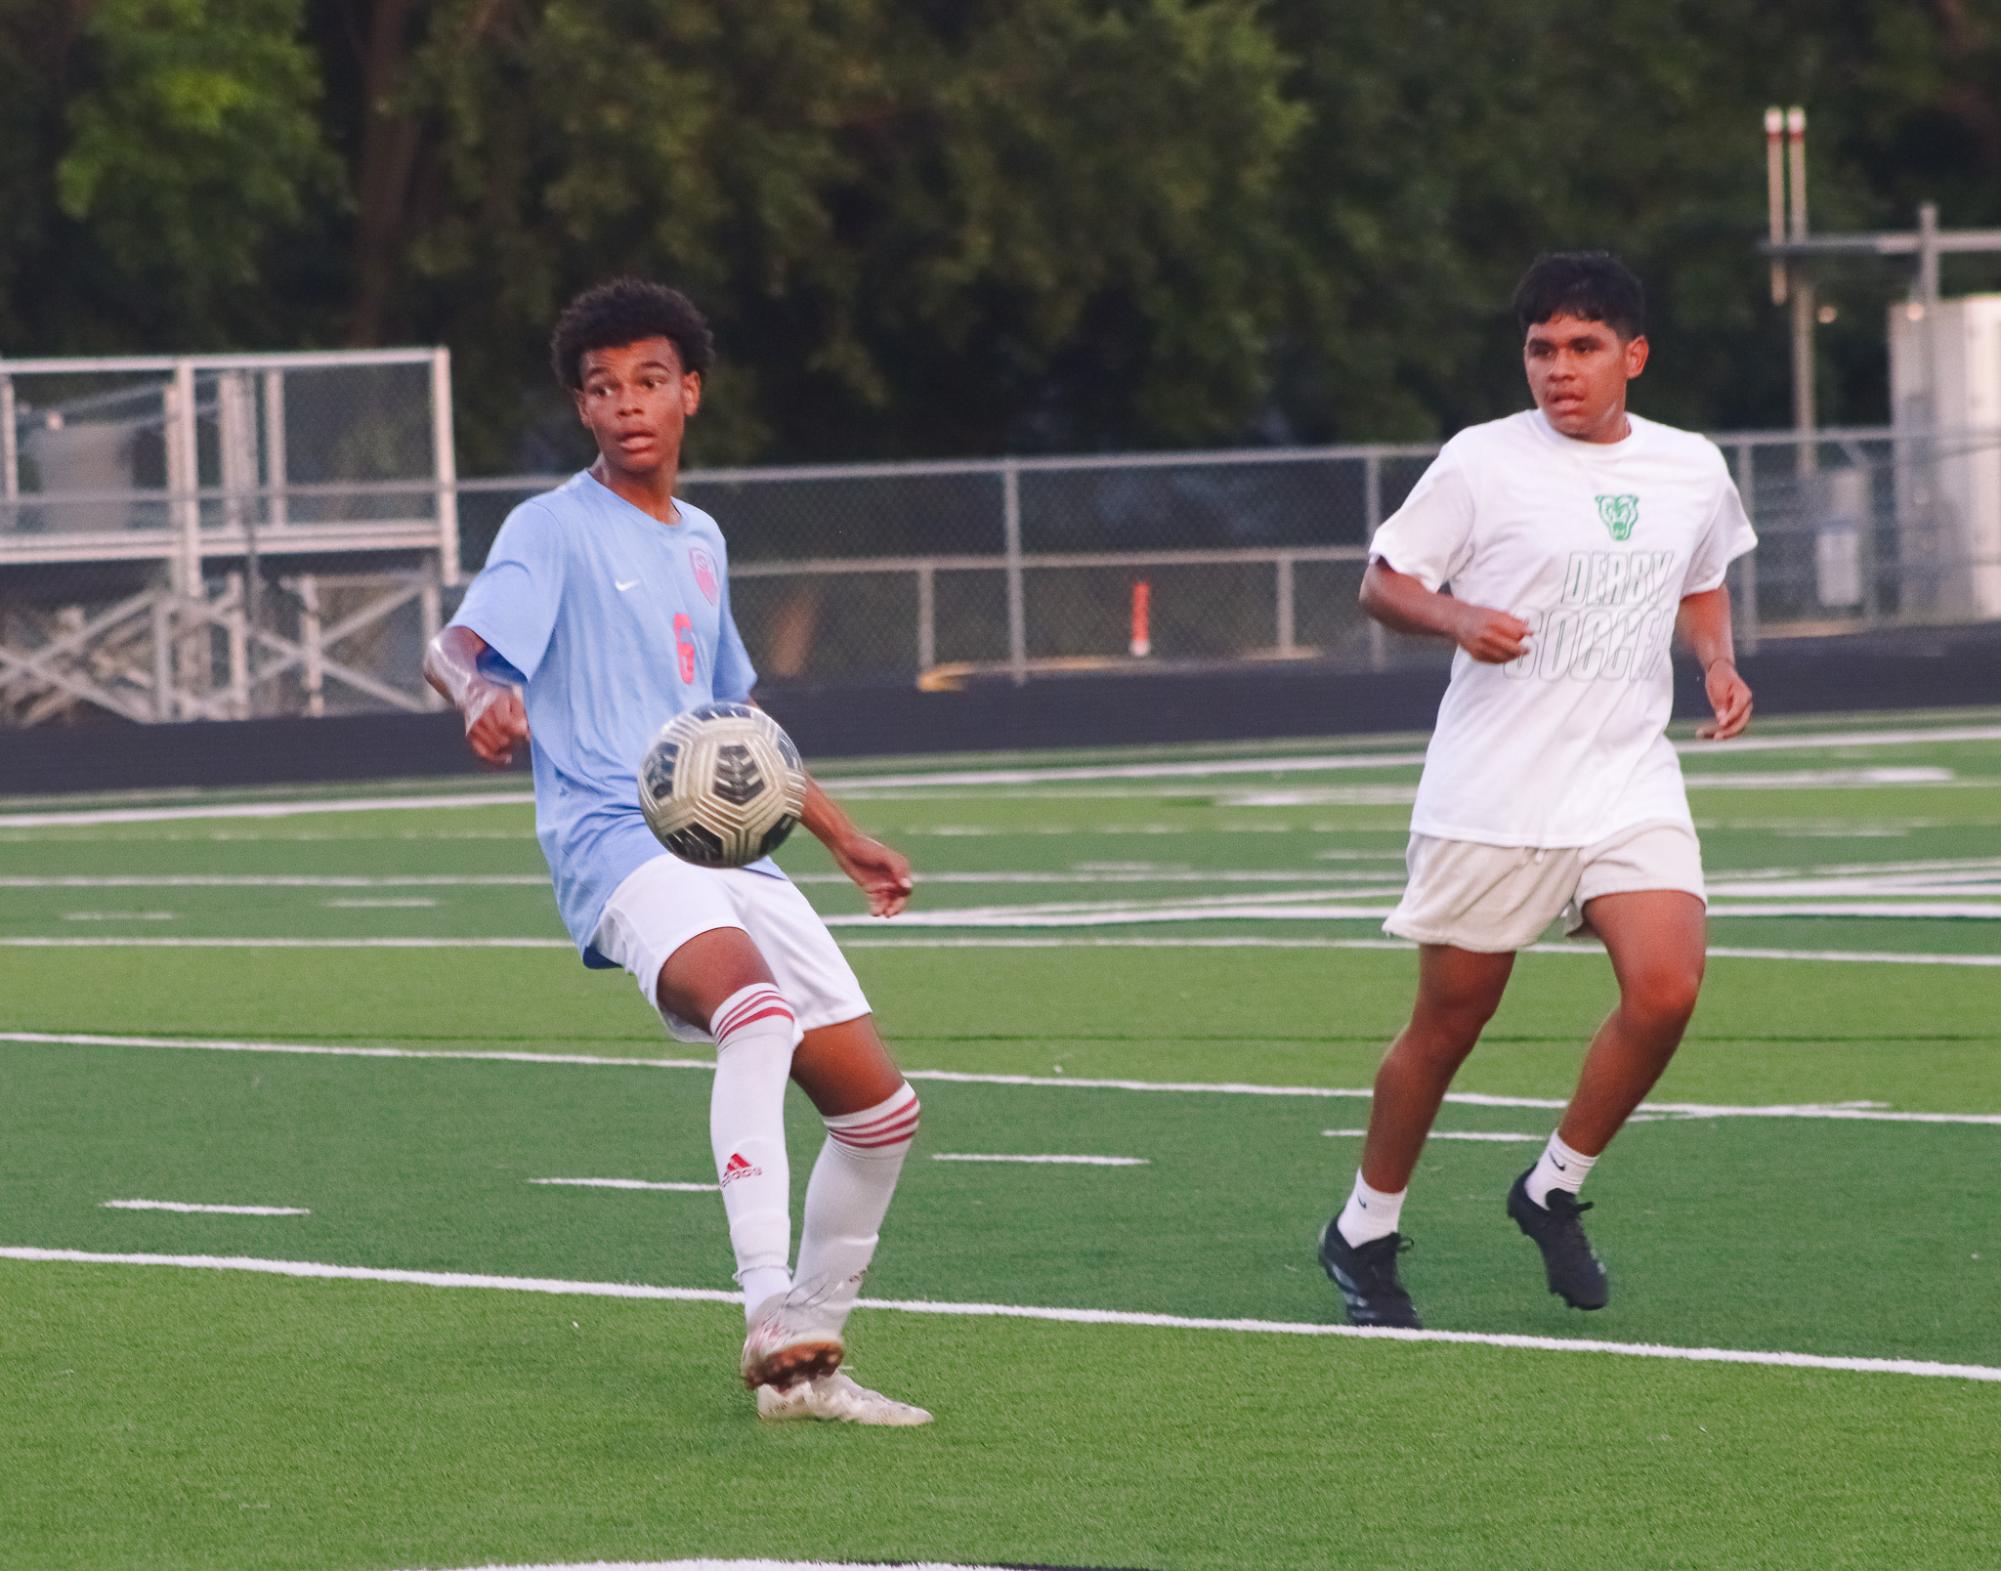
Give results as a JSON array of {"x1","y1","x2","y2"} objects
[
  {"x1": 1595, "y1": 493, "x2": 1640, "y2": 542},
  {"x1": 689, "y1": 546, "x2": 720, "y2": 605}
]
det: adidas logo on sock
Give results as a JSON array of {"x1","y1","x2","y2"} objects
[{"x1": 721, "y1": 1152, "x2": 761, "y2": 1187}]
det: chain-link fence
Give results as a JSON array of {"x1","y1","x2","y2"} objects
[
  {"x1": 0, "y1": 351, "x2": 455, "y2": 724},
  {"x1": 6, "y1": 375, "x2": 2000, "y2": 722},
  {"x1": 463, "y1": 426, "x2": 2001, "y2": 688}
]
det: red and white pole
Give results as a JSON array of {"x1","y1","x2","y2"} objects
[{"x1": 1129, "y1": 579, "x2": 1152, "y2": 658}]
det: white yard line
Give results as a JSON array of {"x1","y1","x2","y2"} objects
[
  {"x1": 0, "y1": 874, "x2": 547, "y2": 889},
  {"x1": 324, "y1": 898, "x2": 439, "y2": 910},
  {"x1": 59, "y1": 910, "x2": 177, "y2": 922},
  {"x1": 529, "y1": 1177, "x2": 718, "y2": 1193},
  {"x1": 101, "y1": 1200, "x2": 309, "y2": 1216},
  {"x1": 2, "y1": 1247, "x2": 1994, "y2": 1385},
  {"x1": 931, "y1": 1153, "x2": 1149, "y2": 1167},
  {"x1": 1322, "y1": 1128, "x2": 1539, "y2": 1142},
  {"x1": 5, "y1": 1031, "x2": 1997, "y2": 1126},
  {"x1": 0, "y1": 791, "x2": 534, "y2": 829},
  {"x1": 0, "y1": 934, "x2": 1997, "y2": 966},
  {"x1": 2, "y1": 721, "x2": 1992, "y2": 831}
]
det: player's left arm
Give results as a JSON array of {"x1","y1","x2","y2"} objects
[
  {"x1": 1677, "y1": 586, "x2": 1753, "y2": 741},
  {"x1": 741, "y1": 693, "x2": 912, "y2": 917},
  {"x1": 716, "y1": 549, "x2": 909, "y2": 915},
  {"x1": 798, "y1": 773, "x2": 913, "y2": 918}
]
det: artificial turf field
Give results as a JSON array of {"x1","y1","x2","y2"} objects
[{"x1": 1, "y1": 708, "x2": 1997, "y2": 1570}]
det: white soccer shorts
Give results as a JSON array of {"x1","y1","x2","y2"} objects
[
  {"x1": 1383, "y1": 818, "x2": 1707, "y2": 954},
  {"x1": 592, "y1": 855, "x2": 872, "y2": 1043}
]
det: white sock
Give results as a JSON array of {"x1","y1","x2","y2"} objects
[
  {"x1": 792, "y1": 1082, "x2": 921, "y2": 1331},
  {"x1": 1524, "y1": 1132, "x2": 1597, "y2": 1209},
  {"x1": 1336, "y1": 1171, "x2": 1406, "y2": 1247},
  {"x1": 707, "y1": 983, "x2": 799, "y2": 1318}
]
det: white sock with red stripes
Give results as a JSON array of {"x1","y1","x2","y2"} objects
[
  {"x1": 791, "y1": 1082, "x2": 921, "y2": 1330},
  {"x1": 707, "y1": 982, "x2": 800, "y2": 1318}
]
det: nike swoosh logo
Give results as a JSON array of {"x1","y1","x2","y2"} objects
[{"x1": 615, "y1": 579, "x2": 640, "y2": 592}]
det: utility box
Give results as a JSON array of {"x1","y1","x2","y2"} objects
[{"x1": 1888, "y1": 294, "x2": 2001, "y2": 617}]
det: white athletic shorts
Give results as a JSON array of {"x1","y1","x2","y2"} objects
[
  {"x1": 591, "y1": 854, "x2": 871, "y2": 1044},
  {"x1": 1383, "y1": 818, "x2": 1707, "y2": 954}
]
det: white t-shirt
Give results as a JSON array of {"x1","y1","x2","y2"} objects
[{"x1": 1370, "y1": 409, "x2": 1757, "y2": 847}]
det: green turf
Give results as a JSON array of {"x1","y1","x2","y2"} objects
[{"x1": 1, "y1": 711, "x2": 1998, "y2": 1569}]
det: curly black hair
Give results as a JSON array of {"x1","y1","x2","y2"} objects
[
  {"x1": 549, "y1": 278, "x2": 717, "y2": 389},
  {"x1": 1513, "y1": 251, "x2": 1646, "y2": 341}
]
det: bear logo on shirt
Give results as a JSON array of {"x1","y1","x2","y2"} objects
[
  {"x1": 690, "y1": 546, "x2": 720, "y2": 605},
  {"x1": 1595, "y1": 494, "x2": 1640, "y2": 542}
]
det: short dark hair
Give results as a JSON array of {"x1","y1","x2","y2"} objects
[
  {"x1": 550, "y1": 278, "x2": 716, "y2": 389},
  {"x1": 1512, "y1": 251, "x2": 1646, "y2": 340}
]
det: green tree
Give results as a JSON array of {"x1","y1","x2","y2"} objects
[{"x1": 0, "y1": 0, "x2": 339, "y2": 352}]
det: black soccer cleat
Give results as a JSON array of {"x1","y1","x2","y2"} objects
[
  {"x1": 1506, "y1": 1169, "x2": 1609, "y2": 1310},
  {"x1": 1318, "y1": 1218, "x2": 1422, "y2": 1329}
]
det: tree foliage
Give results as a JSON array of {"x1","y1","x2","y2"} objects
[{"x1": 2, "y1": 0, "x2": 1997, "y2": 461}]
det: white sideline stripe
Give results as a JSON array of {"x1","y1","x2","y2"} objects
[
  {"x1": 324, "y1": 898, "x2": 438, "y2": 909},
  {"x1": 931, "y1": 1153, "x2": 1148, "y2": 1167},
  {"x1": 7, "y1": 1031, "x2": 1999, "y2": 1126},
  {"x1": 101, "y1": 1200, "x2": 309, "y2": 1216},
  {"x1": 0, "y1": 934, "x2": 1997, "y2": 967},
  {"x1": 3, "y1": 720, "x2": 1991, "y2": 830},
  {"x1": 1322, "y1": 1128, "x2": 1539, "y2": 1143},
  {"x1": 0, "y1": 874, "x2": 548, "y2": 889},
  {"x1": 0, "y1": 870, "x2": 1403, "y2": 890},
  {"x1": 60, "y1": 910, "x2": 176, "y2": 922},
  {"x1": 530, "y1": 1177, "x2": 718, "y2": 1193},
  {"x1": 2, "y1": 1247, "x2": 1995, "y2": 1385},
  {"x1": 403, "y1": 1563, "x2": 1031, "y2": 1571},
  {"x1": 0, "y1": 791, "x2": 534, "y2": 829}
]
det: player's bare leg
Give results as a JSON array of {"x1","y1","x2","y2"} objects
[
  {"x1": 1358, "y1": 945, "x2": 1517, "y2": 1194},
  {"x1": 1322, "y1": 944, "x2": 1514, "y2": 1327},
  {"x1": 656, "y1": 927, "x2": 841, "y2": 1390},
  {"x1": 1558, "y1": 890, "x2": 1706, "y2": 1153},
  {"x1": 1508, "y1": 889, "x2": 1705, "y2": 1309},
  {"x1": 772, "y1": 1012, "x2": 931, "y2": 1425}
]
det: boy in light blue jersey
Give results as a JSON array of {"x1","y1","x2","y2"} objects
[{"x1": 426, "y1": 280, "x2": 929, "y2": 1426}]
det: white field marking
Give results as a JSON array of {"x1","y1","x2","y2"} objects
[
  {"x1": 1, "y1": 934, "x2": 1998, "y2": 969},
  {"x1": 0, "y1": 869, "x2": 1396, "y2": 891},
  {"x1": 530, "y1": 1177, "x2": 718, "y2": 1193},
  {"x1": 399, "y1": 1562, "x2": 1042, "y2": 1570},
  {"x1": 1684, "y1": 767, "x2": 1956, "y2": 788},
  {"x1": 1220, "y1": 768, "x2": 1972, "y2": 810},
  {"x1": 101, "y1": 1200, "x2": 308, "y2": 1216},
  {"x1": 59, "y1": 910, "x2": 176, "y2": 922},
  {"x1": 840, "y1": 936, "x2": 2001, "y2": 970},
  {"x1": 0, "y1": 936, "x2": 574, "y2": 949},
  {"x1": 396, "y1": 1563, "x2": 1036, "y2": 1571},
  {"x1": 324, "y1": 898, "x2": 438, "y2": 910},
  {"x1": 7, "y1": 1030, "x2": 1999, "y2": 1126},
  {"x1": 931, "y1": 1153, "x2": 1149, "y2": 1167},
  {"x1": 826, "y1": 898, "x2": 2001, "y2": 927},
  {"x1": 0, "y1": 720, "x2": 1994, "y2": 831},
  {"x1": 3, "y1": 1247, "x2": 1996, "y2": 1385},
  {"x1": 0, "y1": 791, "x2": 534, "y2": 829},
  {"x1": 0, "y1": 874, "x2": 546, "y2": 889},
  {"x1": 1322, "y1": 1128, "x2": 1539, "y2": 1143}
]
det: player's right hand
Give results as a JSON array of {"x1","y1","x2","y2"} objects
[
  {"x1": 1453, "y1": 605, "x2": 1532, "y2": 664},
  {"x1": 464, "y1": 680, "x2": 530, "y2": 766}
]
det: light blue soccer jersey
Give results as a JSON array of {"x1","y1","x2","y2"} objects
[{"x1": 449, "y1": 470, "x2": 782, "y2": 966}]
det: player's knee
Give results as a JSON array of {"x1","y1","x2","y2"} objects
[
  {"x1": 826, "y1": 1080, "x2": 921, "y2": 1155},
  {"x1": 1625, "y1": 966, "x2": 1702, "y2": 1031}
]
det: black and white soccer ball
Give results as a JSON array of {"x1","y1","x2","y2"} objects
[{"x1": 638, "y1": 702, "x2": 808, "y2": 867}]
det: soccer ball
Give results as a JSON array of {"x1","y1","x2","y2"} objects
[{"x1": 638, "y1": 701, "x2": 807, "y2": 867}]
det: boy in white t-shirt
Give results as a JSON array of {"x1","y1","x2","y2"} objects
[{"x1": 1318, "y1": 252, "x2": 1756, "y2": 1329}]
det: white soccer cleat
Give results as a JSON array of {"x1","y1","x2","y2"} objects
[
  {"x1": 740, "y1": 1290, "x2": 844, "y2": 1391},
  {"x1": 756, "y1": 1369, "x2": 933, "y2": 1427}
]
